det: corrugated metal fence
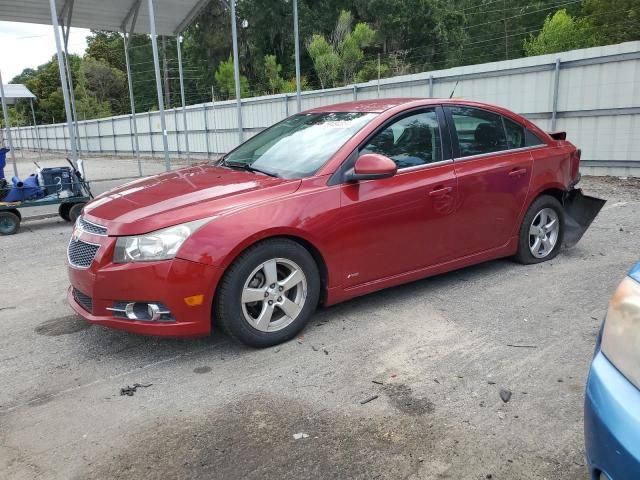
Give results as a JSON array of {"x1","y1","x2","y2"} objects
[{"x1": 9, "y1": 41, "x2": 640, "y2": 176}]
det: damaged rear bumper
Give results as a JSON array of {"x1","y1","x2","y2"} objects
[{"x1": 562, "y1": 188, "x2": 606, "y2": 248}]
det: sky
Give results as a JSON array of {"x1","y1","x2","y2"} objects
[{"x1": 0, "y1": 21, "x2": 90, "y2": 82}]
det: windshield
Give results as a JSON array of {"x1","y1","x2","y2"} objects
[{"x1": 219, "y1": 112, "x2": 377, "y2": 178}]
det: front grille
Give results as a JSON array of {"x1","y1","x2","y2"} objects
[
  {"x1": 78, "y1": 216, "x2": 107, "y2": 236},
  {"x1": 68, "y1": 239, "x2": 99, "y2": 268},
  {"x1": 73, "y1": 288, "x2": 93, "y2": 313}
]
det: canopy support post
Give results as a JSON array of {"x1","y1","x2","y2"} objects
[
  {"x1": 0, "y1": 70, "x2": 18, "y2": 177},
  {"x1": 293, "y1": 0, "x2": 301, "y2": 113},
  {"x1": 230, "y1": 0, "x2": 243, "y2": 144},
  {"x1": 49, "y1": 0, "x2": 78, "y2": 167},
  {"x1": 122, "y1": 0, "x2": 142, "y2": 176},
  {"x1": 147, "y1": 0, "x2": 171, "y2": 171},
  {"x1": 30, "y1": 99, "x2": 42, "y2": 159},
  {"x1": 176, "y1": 34, "x2": 190, "y2": 162},
  {"x1": 60, "y1": 2, "x2": 82, "y2": 156}
]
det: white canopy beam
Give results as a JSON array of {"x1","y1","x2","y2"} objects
[
  {"x1": 147, "y1": 0, "x2": 170, "y2": 171},
  {"x1": 122, "y1": 0, "x2": 142, "y2": 176},
  {"x1": 48, "y1": 0, "x2": 78, "y2": 166}
]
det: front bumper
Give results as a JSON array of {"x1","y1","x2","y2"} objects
[
  {"x1": 68, "y1": 235, "x2": 222, "y2": 336},
  {"x1": 585, "y1": 351, "x2": 640, "y2": 480}
]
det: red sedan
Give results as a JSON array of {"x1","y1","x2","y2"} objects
[{"x1": 67, "y1": 98, "x2": 601, "y2": 347}]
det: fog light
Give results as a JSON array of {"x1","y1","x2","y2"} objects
[{"x1": 107, "y1": 301, "x2": 173, "y2": 322}]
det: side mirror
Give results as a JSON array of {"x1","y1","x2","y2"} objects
[{"x1": 345, "y1": 153, "x2": 397, "y2": 182}]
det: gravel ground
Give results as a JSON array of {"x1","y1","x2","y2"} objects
[{"x1": 0, "y1": 174, "x2": 638, "y2": 480}]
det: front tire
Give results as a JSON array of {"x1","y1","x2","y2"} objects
[
  {"x1": 515, "y1": 195, "x2": 565, "y2": 264},
  {"x1": 214, "y1": 239, "x2": 320, "y2": 348},
  {"x1": 0, "y1": 211, "x2": 20, "y2": 235}
]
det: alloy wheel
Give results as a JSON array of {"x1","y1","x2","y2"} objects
[
  {"x1": 241, "y1": 258, "x2": 308, "y2": 332},
  {"x1": 528, "y1": 207, "x2": 560, "y2": 258}
]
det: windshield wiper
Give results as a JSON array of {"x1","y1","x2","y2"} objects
[{"x1": 222, "y1": 160, "x2": 280, "y2": 178}]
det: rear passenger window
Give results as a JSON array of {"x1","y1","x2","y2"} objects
[
  {"x1": 503, "y1": 117, "x2": 525, "y2": 149},
  {"x1": 449, "y1": 106, "x2": 507, "y2": 157},
  {"x1": 525, "y1": 129, "x2": 545, "y2": 147}
]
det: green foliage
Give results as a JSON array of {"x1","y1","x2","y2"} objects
[
  {"x1": 8, "y1": 0, "x2": 640, "y2": 126},
  {"x1": 307, "y1": 10, "x2": 376, "y2": 87},
  {"x1": 263, "y1": 55, "x2": 285, "y2": 94},
  {"x1": 215, "y1": 57, "x2": 250, "y2": 99},
  {"x1": 85, "y1": 31, "x2": 125, "y2": 72},
  {"x1": 523, "y1": 10, "x2": 596, "y2": 56},
  {"x1": 306, "y1": 34, "x2": 341, "y2": 88},
  {"x1": 280, "y1": 76, "x2": 311, "y2": 93},
  {"x1": 356, "y1": 59, "x2": 390, "y2": 82},
  {"x1": 582, "y1": 0, "x2": 640, "y2": 45}
]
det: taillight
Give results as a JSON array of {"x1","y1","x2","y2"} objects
[{"x1": 571, "y1": 148, "x2": 581, "y2": 182}]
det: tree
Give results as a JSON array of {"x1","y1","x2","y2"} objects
[
  {"x1": 215, "y1": 57, "x2": 250, "y2": 99},
  {"x1": 306, "y1": 34, "x2": 341, "y2": 88},
  {"x1": 523, "y1": 9, "x2": 596, "y2": 56},
  {"x1": 307, "y1": 10, "x2": 376, "y2": 87},
  {"x1": 263, "y1": 55, "x2": 284, "y2": 94},
  {"x1": 582, "y1": 0, "x2": 640, "y2": 45},
  {"x1": 82, "y1": 58, "x2": 127, "y2": 115},
  {"x1": 85, "y1": 31, "x2": 125, "y2": 72},
  {"x1": 280, "y1": 76, "x2": 311, "y2": 93},
  {"x1": 336, "y1": 12, "x2": 375, "y2": 83},
  {"x1": 356, "y1": 59, "x2": 390, "y2": 82}
]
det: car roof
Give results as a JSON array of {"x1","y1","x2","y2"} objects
[
  {"x1": 303, "y1": 98, "x2": 510, "y2": 114},
  {"x1": 304, "y1": 98, "x2": 427, "y2": 113}
]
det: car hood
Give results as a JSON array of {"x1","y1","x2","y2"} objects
[{"x1": 83, "y1": 164, "x2": 301, "y2": 236}]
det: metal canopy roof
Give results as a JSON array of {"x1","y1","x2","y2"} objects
[
  {"x1": 0, "y1": 0, "x2": 211, "y2": 35},
  {"x1": 0, "y1": 84, "x2": 36, "y2": 104}
]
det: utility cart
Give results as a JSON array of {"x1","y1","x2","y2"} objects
[{"x1": 0, "y1": 159, "x2": 93, "y2": 235}]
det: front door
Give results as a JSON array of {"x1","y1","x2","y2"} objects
[{"x1": 337, "y1": 107, "x2": 459, "y2": 287}]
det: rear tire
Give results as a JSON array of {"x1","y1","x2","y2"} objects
[
  {"x1": 59, "y1": 203, "x2": 72, "y2": 222},
  {"x1": 214, "y1": 239, "x2": 320, "y2": 348},
  {"x1": 0, "y1": 211, "x2": 20, "y2": 235},
  {"x1": 515, "y1": 195, "x2": 565, "y2": 264},
  {"x1": 68, "y1": 203, "x2": 86, "y2": 224}
]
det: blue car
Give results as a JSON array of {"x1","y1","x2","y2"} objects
[{"x1": 585, "y1": 262, "x2": 640, "y2": 479}]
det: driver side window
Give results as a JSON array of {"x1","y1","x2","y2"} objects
[{"x1": 361, "y1": 109, "x2": 442, "y2": 169}]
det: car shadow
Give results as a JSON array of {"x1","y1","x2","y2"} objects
[{"x1": 69, "y1": 257, "x2": 517, "y2": 365}]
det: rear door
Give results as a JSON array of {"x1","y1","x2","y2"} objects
[
  {"x1": 337, "y1": 106, "x2": 459, "y2": 287},
  {"x1": 445, "y1": 105, "x2": 533, "y2": 257}
]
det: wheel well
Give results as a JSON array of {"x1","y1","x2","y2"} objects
[
  {"x1": 280, "y1": 235, "x2": 329, "y2": 306},
  {"x1": 215, "y1": 235, "x2": 330, "y2": 312},
  {"x1": 536, "y1": 188, "x2": 565, "y2": 204}
]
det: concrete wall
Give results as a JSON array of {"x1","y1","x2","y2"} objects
[{"x1": 11, "y1": 41, "x2": 640, "y2": 176}]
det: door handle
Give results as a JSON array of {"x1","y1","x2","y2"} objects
[
  {"x1": 429, "y1": 186, "x2": 453, "y2": 197},
  {"x1": 509, "y1": 168, "x2": 527, "y2": 177}
]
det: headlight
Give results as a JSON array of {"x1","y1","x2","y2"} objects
[
  {"x1": 601, "y1": 275, "x2": 640, "y2": 389},
  {"x1": 113, "y1": 218, "x2": 211, "y2": 263}
]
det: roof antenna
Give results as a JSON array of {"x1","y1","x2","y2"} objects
[{"x1": 449, "y1": 81, "x2": 459, "y2": 99}]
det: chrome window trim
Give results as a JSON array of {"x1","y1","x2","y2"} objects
[
  {"x1": 67, "y1": 237, "x2": 101, "y2": 270},
  {"x1": 78, "y1": 216, "x2": 108, "y2": 236},
  {"x1": 396, "y1": 158, "x2": 454, "y2": 173},
  {"x1": 453, "y1": 144, "x2": 546, "y2": 163}
]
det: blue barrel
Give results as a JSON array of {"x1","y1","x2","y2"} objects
[{"x1": 0, "y1": 147, "x2": 8, "y2": 179}]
